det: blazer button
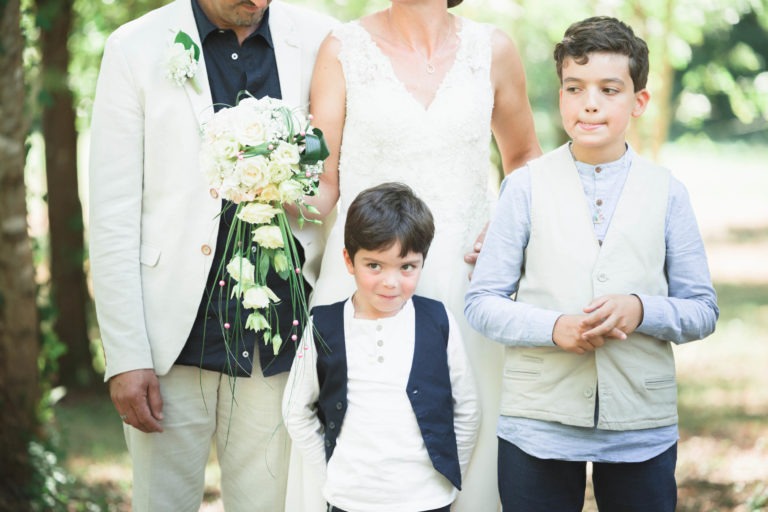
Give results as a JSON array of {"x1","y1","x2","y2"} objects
[
  {"x1": 335, "y1": 402, "x2": 343, "y2": 410},
  {"x1": 325, "y1": 439, "x2": 331, "y2": 447},
  {"x1": 328, "y1": 421, "x2": 336, "y2": 430},
  {"x1": 201, "y1": 244, "x2": 212, "y2": 256},
  {"x1": 209, "y1": 188, "x2": 219, "y2": 199}
]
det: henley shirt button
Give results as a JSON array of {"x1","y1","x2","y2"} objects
[
  {"x1": 201, "y1": 244, "x2": 212, "y2": 256},
  {"x1": 377, "y1": 340, "x2": 384, "y2": 347},
  {"x1": 209, "y1": 188, "x2": 219, "y2": 199},
  {"x1": 377, "y1": 356, "x2": 384, "y2": 363},
  {"x1": 597, "y1": 272, "x2": 608, "y2": 282},
  {"x1": 376, "y1": 324, "x2": 383, "y2": 332},
  {"x1": 596, "y1": 198, "x2": 604, "y2": 206},
  {"x1": 231, "y1": 52, "x2": 239, "y2": 60},
  {"x1": 595, "y1": 166, "x2": 602, "y2": 173}
]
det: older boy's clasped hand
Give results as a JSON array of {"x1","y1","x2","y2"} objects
[{"x1": 552, "y1": 294, "x2": 643, "y2": 354}]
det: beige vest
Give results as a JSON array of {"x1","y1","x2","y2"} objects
[{"x1": 500, "y1": 144, "x2": 677, "y2": 430}]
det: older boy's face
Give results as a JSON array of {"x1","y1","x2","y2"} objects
[
  {"x1": 343, "y1": 242, "x2": 423, "y2": 320},
  {"x1": 559, "y1": 52, "x2": 650, "y2": 164}
]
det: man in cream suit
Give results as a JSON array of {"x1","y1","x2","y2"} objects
[{"x1": 88, "y1": 0, "x2": 336, "y2": 510}]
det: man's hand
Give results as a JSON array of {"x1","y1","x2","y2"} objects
[
  {"x1": 109, "y1": 369, "x2": 164, "y2": 433},
  {"x1": 581, "y1": 294, "x2": 643, "y2": 343},
  {"x1": 552, "y1": 314, "x2": 607, "y2": 354}
]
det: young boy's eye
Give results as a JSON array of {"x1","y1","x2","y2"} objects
[{"x1": 367, "y1": 263, "x2": 381, "y2": 270}]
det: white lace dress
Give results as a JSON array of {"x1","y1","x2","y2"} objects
[{"x1": 287, "y1": 19, "x2": 503, "y2": 512}]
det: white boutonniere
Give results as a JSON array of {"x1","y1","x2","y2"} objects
[{"x1": 166, "y1": 30, "x2": 201, "y2": 93}]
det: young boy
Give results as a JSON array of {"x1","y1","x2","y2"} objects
[
  {"x1": 283, "y1": 182, "x2": 480, "y2": 512},
  {"x1": 464, "y1": 16, "x2": 719, "y2": 512}
]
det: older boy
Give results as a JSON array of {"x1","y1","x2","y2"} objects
[
  {"x1": 284, "y1": 182, "x2": 480, "y2": 512},
  {"x1": 465, "y1": 16, "x2": 718, "y2": 512}
]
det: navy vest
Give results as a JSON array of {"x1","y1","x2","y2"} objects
[{"x1": 312, "y1": 296, "x2": 462, "y2": 490}]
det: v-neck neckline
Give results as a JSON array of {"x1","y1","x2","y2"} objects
[{"x1": 353, "y1": 19, "x2": 465, "y2": 112}]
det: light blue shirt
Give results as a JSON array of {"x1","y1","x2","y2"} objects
[{"x1": 464, "y1": 145, "x2": 719, "y2": 462}]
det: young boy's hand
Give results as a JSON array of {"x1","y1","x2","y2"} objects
[
  {"x1": 553, "y1": 314, "x2": 608, "y2": 354},
  {"x1": 581, "y1": 294, "x2": 643, "y2": 342}
]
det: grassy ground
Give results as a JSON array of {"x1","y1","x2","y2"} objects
[{"x1": 54, "y1": 141, "x2": 768, "y2": 511}]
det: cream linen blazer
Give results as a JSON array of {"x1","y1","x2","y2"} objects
[{"x1": 89, "y1": 0, "x2": 337, "y2": 381}]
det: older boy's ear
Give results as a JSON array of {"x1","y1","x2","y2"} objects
[
  {"x1": 343, "y1": 248, "x2": 355, "y2": 275},
  {"x1": 632, "y1": 89, "x2": 651, "y2": 117}
]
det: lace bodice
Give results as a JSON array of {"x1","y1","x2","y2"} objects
[{"x1": 333, "y1": 19, "x2": 495, "y2": 242}]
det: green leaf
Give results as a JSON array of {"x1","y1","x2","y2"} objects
[
  {"x1": 300, "y1": 129, "x2": 330, "y2": 163},
  {"x1": 174, "y1": 30, "x2": 200, "y2": 61}
]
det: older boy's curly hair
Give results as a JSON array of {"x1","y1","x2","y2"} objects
[{"x1": 553, "y1": 16, "x2": 649, "y2": 91}]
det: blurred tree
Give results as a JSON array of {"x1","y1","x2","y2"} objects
[
  {"x1": 1, "y1": 0, "x2": 41, "y2": 507},
  {"x1": 37, "y1": 0, "x2": 95, "y2": 388}
]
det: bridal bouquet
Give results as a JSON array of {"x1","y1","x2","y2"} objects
[{"x1": 200, "y1": 94, "x2": 327, "y2": 359}]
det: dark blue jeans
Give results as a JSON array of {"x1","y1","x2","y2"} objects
[{"x1": 498, "y1": 437, "x2": 677, "y2": 512}]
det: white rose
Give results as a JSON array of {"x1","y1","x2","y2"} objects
[
  {"x1": 258, "y1": 183, "x2": 281, "y2": 203},
  {"x1": 279, "y1": 179, "x2": 304, "y2": 203},
  {"x1": 271, "y1": 141, "x2": 300, "y2": 166},
  {"x1": 237, "y1": 203, "x2": 282, "y2": 225},
  {"x1": 267, "y1": 159, "x2": 293, "y2": 184},
  {"x1": 237, "y1": 155, "x2": 270, "y2": 191},
  {"x1": 252, "y1": 225, "x2": 284, "y2": 249},
  {"x1": 226, "y1": 256, "x2": 255, "y2": 285},
  {"x1": 166, "y1": 43, "x2": 197, "y2": 85}
]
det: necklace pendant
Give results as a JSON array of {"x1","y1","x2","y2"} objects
[{"x1": 426, "y1": 62, "x2": 436, "y2": 74}]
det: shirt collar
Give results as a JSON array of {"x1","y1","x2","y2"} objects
[
  {"x1": 570, "y1": 142, "x2": 635, "y2": 174},
  {"x1": 191, "y1": 0, "x2": 274, "y2": 47}
]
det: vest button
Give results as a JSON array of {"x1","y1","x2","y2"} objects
[
  {"x1": 335, "y1": 402, "x2": 343, "y2": 410},
  {"x1": 583, "y1": 388, "x2": 594, "y2": 398},
  {"x1": 325, "y1": 439, "x2": 331, "y2": 447},
  {"x1": 597, "y1": 272, "x2": 608, "y2": 282},
  {"x1": 329, "y1": 421, "x2": 336, "y2": 430}
]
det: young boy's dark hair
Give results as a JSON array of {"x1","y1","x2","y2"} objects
[
  {"x1": 554, "y1": 16, "x2": 649, "y2": 91},
  {"x1": 344, "y1": 182, "x2": 435, "y2": 260}
]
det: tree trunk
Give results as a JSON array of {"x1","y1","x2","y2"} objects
[
  {"x1": 0, "y1": 0, "x2": 41, "y2": 508},
  {"x1": 39, "y1": 0, "x2": 96, "y2": 388}
]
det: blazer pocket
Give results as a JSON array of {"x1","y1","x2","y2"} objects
[{"x1": 140, "y1": 243, "x2": 161, "y2": 267}]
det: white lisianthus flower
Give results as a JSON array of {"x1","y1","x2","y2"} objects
[
  {"x1": 270, "y1": 332, "x2": 283, "y2": 355},
  {"x1": 273, "y1": 251, "x2": 290, "y2": 273},
  {"x1": 253, "y1": 225, "x2": 284, "y2": 249},
  {"x1": 242, "y1": 285, "x2": 280, "y2": 309},
  {"x1": 237, "y1": 203, "x2": 282, "y2": 225},
  {"x1": 245, "y1": 311, "x2": 270, "y2": 332},
  {"x1": 226, "y1": 256, "x2": 255, "y2": 285}
]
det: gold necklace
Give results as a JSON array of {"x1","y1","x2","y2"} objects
[{"x1": 388, "y1": 11, "x2": 456, "y2": 75}]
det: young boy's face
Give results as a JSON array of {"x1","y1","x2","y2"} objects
[
  {"x1": 343, "y1": 242, "x2": 423, "y2": 320},
  {"x1": 559, "y1": 52, "x2": 650, "y2": 164}
]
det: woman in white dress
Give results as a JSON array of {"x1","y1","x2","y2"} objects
[{"x1": 287, "y1": 1, "x2": 541, "y2": 510}]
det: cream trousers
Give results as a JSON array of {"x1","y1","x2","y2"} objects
[{"x1": 124, "y1": 364, "x2": 289, "y2": 511}]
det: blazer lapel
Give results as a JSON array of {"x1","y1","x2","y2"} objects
[
  {"x1": 172, "y1": 0, "x2": 214, "y2": 126},
  {"x1": 269, "y1": 3, "x2": 302, "y2": 110}
]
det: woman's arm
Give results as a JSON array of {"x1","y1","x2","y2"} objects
[
  {"x1": 304, "y1": 34, "x2": 347, "y2": 219},
  {"x1": 489, "y1": 28, "x2": 542, "y2": 175}
]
